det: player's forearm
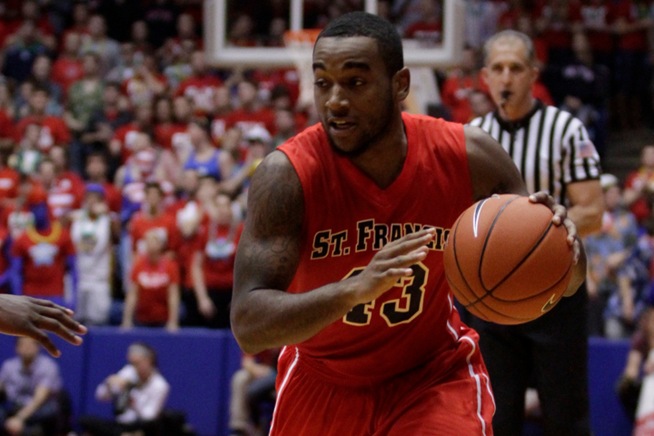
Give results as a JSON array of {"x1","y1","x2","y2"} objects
[{"x1": 231, "y1": 283, "x2": 359, "y2": 355}]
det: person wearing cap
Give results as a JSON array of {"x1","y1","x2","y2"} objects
[
  {"x1": 70, "y1": 183, "x2": 113, "y2": 325},
  {"x1": 584, "y1": 174, "x2": 645, "y2": 338}
]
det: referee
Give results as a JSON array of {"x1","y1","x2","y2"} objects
[{"x1": 468, "y1": 30, "x2": 604, "y2": 436}]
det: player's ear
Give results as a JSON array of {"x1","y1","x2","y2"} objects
[{"x1": 394, "y1": 67, "x2": 411, "y2": 101}]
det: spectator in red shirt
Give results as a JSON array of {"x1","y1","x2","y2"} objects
[
  {"x1": 403, "y1": 0, "x2": 443, "y2": 46},
  {"x1": 0, "y1": 82, "x2": 15, "y2": 149},
  {"x1": 51, "y1": 32, "x2": 84, "y2": 97},
  {"x1": 122, "y1": 229, "x2": 180, "y2": 331},
  {"x1": 14, "y1": 85, "x2": 71, "y2": 154},
  {"x1": 110, "y1": 103, "x2": 156, "y2": 165},
  {"x1": 0, "y1": 150, "x2": 20, "y2": 207},
  {"x1": 225, "y1": 79, "x2": 276, "y2": 138},
  {"x1": 624, "y1": 144, "x2": 654, "y2": 225},
  {"x1": 128, "y1": 181, "x2": 176, "y2": 258},
  {"x1": 36, "y1": 147, "x2": 85, "y2": 226},
  {"x1": 174, "y1": 50, "x2": 223, "y2": 117},
  {"x1": 191, "y1": 193, "x2": 243, "y2": 329},
  {"x1": 9, "y1": 199, "x2": 77, "y2": 309},
  {"x1": 440, "y1": 46, "x2": 483, "y2": 124}
]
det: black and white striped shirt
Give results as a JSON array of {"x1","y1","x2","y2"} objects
[{"x1": 469, "y1": 101, "x2": 602, "y2": 206}]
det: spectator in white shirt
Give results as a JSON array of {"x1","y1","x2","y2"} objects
[
  {"x1": 70, "y1": 184, "x2": 113, "y2": 326},
  {"x1": 79, "y1": 342, "x2": 170, "y2": 436}
]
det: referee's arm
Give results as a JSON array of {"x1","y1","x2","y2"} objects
[{"x1": 565, "y1": 180, "x2": 604, "y2": 237}]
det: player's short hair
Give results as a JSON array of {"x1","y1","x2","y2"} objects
[
  {"x1": 316, "y1": 11, "x2": 404, "y2": 77},
  {"x1": 483, "y1": 30, "x2": 535, "y2": 66}
]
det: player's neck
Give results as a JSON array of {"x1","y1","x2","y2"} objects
[{"x1": 349, "y1": 119, "x2": 407, "y2": 189}]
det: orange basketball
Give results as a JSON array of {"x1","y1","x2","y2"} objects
[{"x1": 443, "y1": 194, "x2": 574, "y2": 325}]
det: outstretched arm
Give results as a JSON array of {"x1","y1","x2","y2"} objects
[
  {"x1": 231, "y1": 151, "x2": 435, "y2": 354},
  {"x1": 0, "y1": 294, "x2": 86, "y2": 357}
]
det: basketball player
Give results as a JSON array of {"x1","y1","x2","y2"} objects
[
  {"x1": 0, "y1": 294, "x2": 86, "y2": 357},
  {"x1": 231, "y1": 13, "x2": 587, "y2": 435},
  {"x1": 468, "y1": 30, "x2": 604, "y2": 435}
]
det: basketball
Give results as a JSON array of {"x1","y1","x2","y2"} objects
[{"x1": 443, "y1": 194, "x2": 574, "y2": 325}]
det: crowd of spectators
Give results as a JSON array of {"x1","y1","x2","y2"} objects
[{"x1": 0, "y1": 0, "x2": 652, "y2": 359}]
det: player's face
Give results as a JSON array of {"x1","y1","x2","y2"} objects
[
  {"x1": 313, "y1": 36, "x2": 401, "y2": 157},
  {"x1": 482, "y1": 38, "x2": 538, "y2": 119}
]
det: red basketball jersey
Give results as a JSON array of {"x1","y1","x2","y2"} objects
[{"x1": 277, "y1": 113, "x2": 479, "y2": 386}]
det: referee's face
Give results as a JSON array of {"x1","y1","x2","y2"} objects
[{"x1": 482, "y1": 39, "x2": 538, "y2": 121}]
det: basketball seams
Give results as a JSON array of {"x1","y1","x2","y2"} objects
[
  {"x1": 481, "y1": 220, "x2": 557, "y2": 297},
  {"x1": 477, "y1": 195, "x2": 520, "y2": 293},
  {"x1": 444, "y1": 194, "x2": 574, "y2": 325},
  {"x1": 464, "y1": 263, "x2": 573, "y2": 324}
]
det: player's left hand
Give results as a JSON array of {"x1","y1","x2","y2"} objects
[
  {"x1": 0, "y1": 295, "x2": 87, "y2": 357},
  {"x1": 528, "y1": 191, "x2": 581, "y2": 263}
]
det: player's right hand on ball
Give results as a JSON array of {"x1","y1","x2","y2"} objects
[{"x1": 346, "y1": 228, "x2": 435, "y2": 306}]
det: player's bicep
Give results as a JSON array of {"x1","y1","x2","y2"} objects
[
  {"x1": 234, "y1": 151, "x2": 304, "y2": 297},
  {"x1": 464, "y1": 125, "x2": 528, "y2": 201}
]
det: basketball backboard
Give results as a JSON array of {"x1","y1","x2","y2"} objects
[{"x1": 204, "y1": 0, "x2": 466, "y2": 69}]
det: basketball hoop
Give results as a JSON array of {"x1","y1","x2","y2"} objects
[{"x1": 283, "y1": 29, "x2": 321, "y2": 110}]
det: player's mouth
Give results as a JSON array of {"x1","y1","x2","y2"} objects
[{"x1": 328, "y1": 118, "x2": 356, "y2": 136}]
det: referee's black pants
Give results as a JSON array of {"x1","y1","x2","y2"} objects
[{"x1": 469, "y1": 285, "x2": 590, "y2": 436}]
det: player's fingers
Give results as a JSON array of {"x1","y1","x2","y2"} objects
[
  {"x1": 32, "y1": 313, "x2": 85, "y2": 346},
  {"x1": 529, "y1": 192, "x2": 567, "y2": 224},
  {"x1": 379, "y1": 228, "x2": 435, "y2": 257},
  {"x1": 562, "y1": 217, "x2": 579, "y2": 244},
  {"x1": 24, "y1": 327, "x2": 60, "y2": 358},
  {"x1": 33, "y1": 302, "x2": 88, "y2": 335}
]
